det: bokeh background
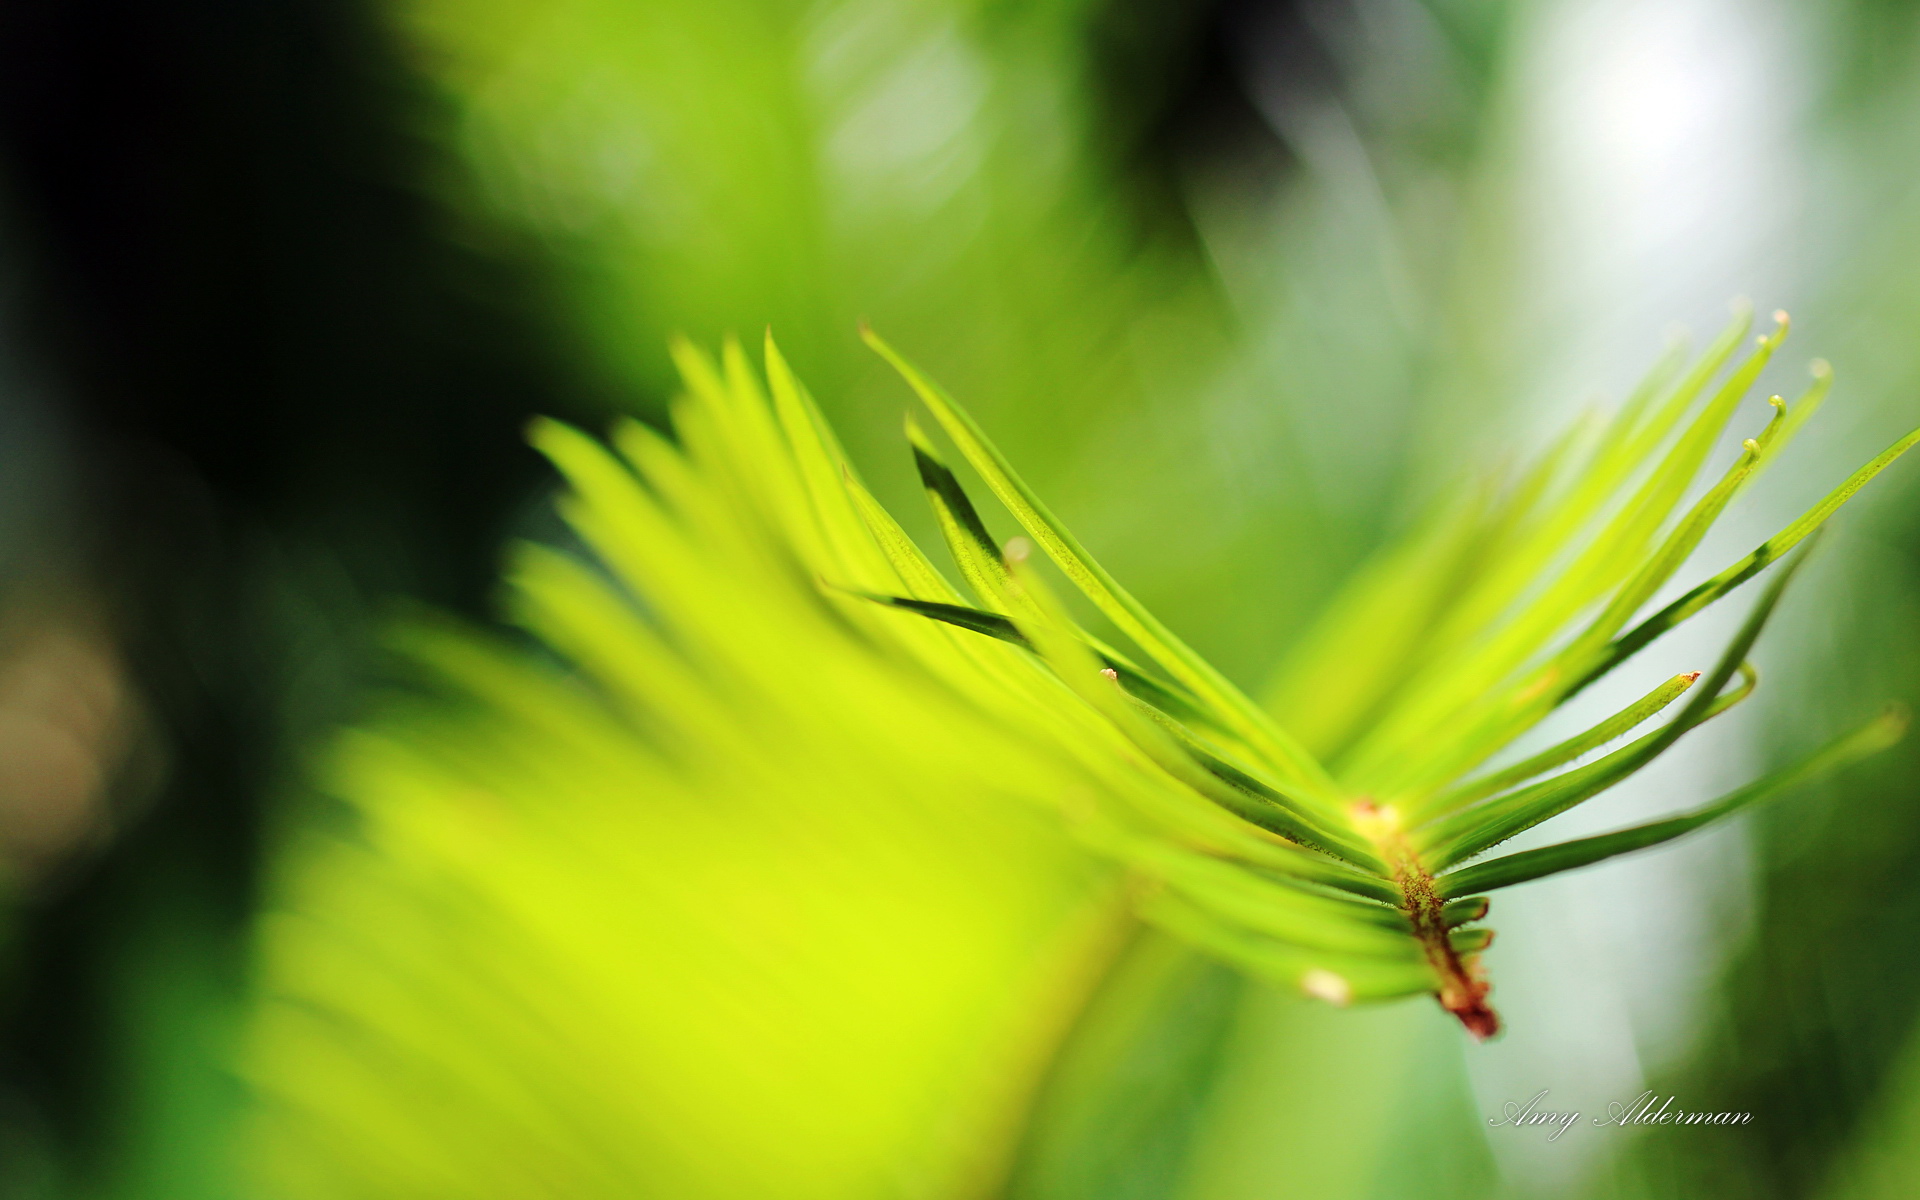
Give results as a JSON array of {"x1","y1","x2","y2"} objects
[{"x1": 1, "y1": 0, "x2": 1919, "y2": 1196}]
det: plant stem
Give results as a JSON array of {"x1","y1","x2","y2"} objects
[{"x1": 1361, "y1": 802, "x2": 1500, "y2": 1039}]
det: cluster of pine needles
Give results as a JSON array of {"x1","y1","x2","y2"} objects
[
  {"x1": 267, "y1": 305, "x2": 1918, "y2": 1076},
  {"x1": 827, "y1": 309, "x2": 1915, "y2": 1035}
]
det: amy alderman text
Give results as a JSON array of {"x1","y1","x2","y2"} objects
[{"x1": 1487, "y1": 1091, "x2": 1754, "y2": 1142}]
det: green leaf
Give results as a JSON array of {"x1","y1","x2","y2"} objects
[
  {"x1": 994, "y1": 543, "x2": 1386, "y2": 873},
  {"x1": 1140, "y1": 891, "x2": 1438, "y2": 1003},
  {"x1": 1420, "y1": 657, "x2": 1757, "y2": 870},
  {"x1": 906, "y1": 415, "x2": 1014, "y2": 610},
  {"x1": 1557, "y1": 410, "x2": 1773, "y2": 664},
  {"x1": 1262, "y1": 487, "x2": 1500, "y2": 759},
  {"x1": 1447, "y1": 927, "x2": 1494, "y2": 955},
  {"x1": 1428, "y1": 671, "x2": 1701, "y2": 813},
  {"x1": 1440, "y1": 896, "x2": 1488, "y2": 928},
  {"x1": 1419, "y1": 538, "x2": 1810, "y2": 867},
  {"x1": 1567, "y1": 420, "x2": 1920, "y2": 698},
  {"x1": 1326, "y1": 312, "x2": 1757, "y2": 789},
  {"x1": 1438, "y1": 708, "x2": 1910, "y2": 896},
  {"x1": 763, "y1": 332, "x2": 904, "y2": 591},
  {"x1": 862, "y1": 325, "x2": 1341, "y2": 802},
  {"x1": 838, "y1": 462, "x2": 966, "y2": 603},
  {"x1": 1748, "y1": 360, "x2": 1834, "y2": 479},
  {"x1": 1126, "y1": 843, "x2": 1414, "y2": 959},
  {"x1": 1336, "y1": 312, "x2": 1783, "y2": 795},
  {"x1": 852, "y1": 592, "x2": 1213, "y2": 726}
]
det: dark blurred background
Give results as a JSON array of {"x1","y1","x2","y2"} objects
[
  {"x1": 0, "y1": 0, "x2": 598, "y2": 1188},
  {"x1": 0, "y1": 0, "x2": 1297, "y2": 1189}
]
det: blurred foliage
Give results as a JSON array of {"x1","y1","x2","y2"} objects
[
  {"x1": 242, "y1": 348, "x2": 1122, "y2": 1198},
  {"x1": 238, "y1": 316, "x2": 1911, "y2": 1194},
  {"x1": 225, "y1": 1, "x2": 1540, "y2": 1196},
  {"x1": 382, "y1": 0, "x2": 1545, "y2": 680},
  {"x1": 0, "y1": 0, "x2": 605, "y2": 1190}
]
